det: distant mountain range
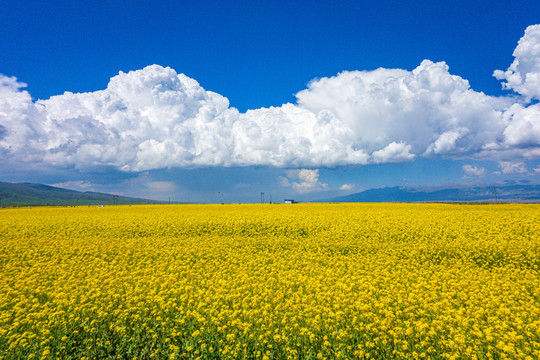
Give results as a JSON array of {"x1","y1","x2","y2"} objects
[
  {"x1": 322, "y1": 182, "x2": 540, "y2": 203},
  {"x1": 2, "y1": 181, "x2": 539, "y2": 206},
  {"x1": 0, "y1": 182, "x2": 162, "y2": 206}
]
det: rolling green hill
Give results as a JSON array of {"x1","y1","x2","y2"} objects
[{"x1": 0, "y1": 182, "x2": 163, "y2": 206}]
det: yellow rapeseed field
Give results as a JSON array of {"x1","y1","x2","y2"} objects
[{"x1": 0, "y1": 203, "x2": 539, "y2": 359}]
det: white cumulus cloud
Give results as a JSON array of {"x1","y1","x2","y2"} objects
[
  {"x1": 494, "y1": 24, "x2": 540, "y2": 100},
  {"x1": 372, "y1": 141, "x2": 414, "y2": 163},
  {"x1": 340, "y1": 183, "x2": 354, "y2": 191},
  {"x1": 501, "y1": 103, "x2": 540, "y2": 147},
  {"x1": 297, "y1": 60, "x2": 508, "y2": 159},
  {"x1": 280, "y1": 169, "x2": 327, "y2": 193},
  {"x1": 0, "y1": 75, "x2": 47, "y2": 161}
]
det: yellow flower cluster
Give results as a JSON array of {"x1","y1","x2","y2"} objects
[{"x1": 0, "y1": 203, "x2": 539, "y2": 359}]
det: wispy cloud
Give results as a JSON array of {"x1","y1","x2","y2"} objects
[
  {"x1": 498, "y1": 161, "x2": 528, "y2": 174},
  {"x1": 49, "y1": 180, "x2": 95, "y2": 191},
  {"x1": 145, "y1": 181, "x2": 176, "y2": 193},
  {"x1": 462, "y1": 165, "x2": 486, "y2": 177}
]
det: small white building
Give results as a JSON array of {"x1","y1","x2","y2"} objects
[{"x1": 284, "y1": 199, "x2": 295, "y2": 204}]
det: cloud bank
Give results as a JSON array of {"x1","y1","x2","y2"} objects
[{"x1": 1, "y1": 25, "x2": 540, "y2": 171}]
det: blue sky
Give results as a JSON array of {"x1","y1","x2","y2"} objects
[{"x1": 1, "y1": 0, "x2": 539, "y2": 202}]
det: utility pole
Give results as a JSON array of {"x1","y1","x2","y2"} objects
[
  {"x1": 261, "y1": 192, "x2": 264, "y2": 204},
  {"x1": 494, "y1": 188, "x2": 497, "y2": 203}
]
